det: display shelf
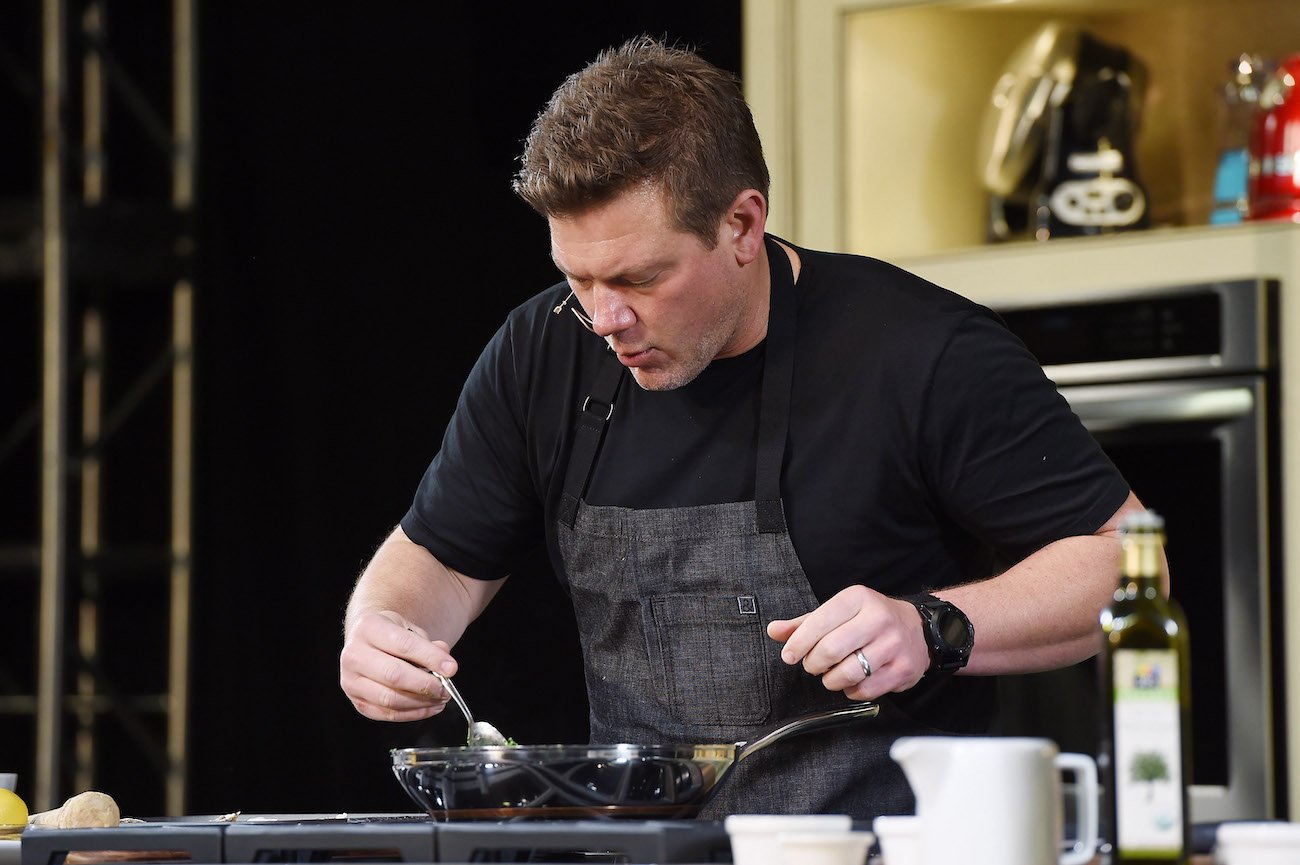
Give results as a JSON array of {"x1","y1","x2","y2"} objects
[{"x1": 744, "y1": 0, "x2": 1300, "y2": 259}]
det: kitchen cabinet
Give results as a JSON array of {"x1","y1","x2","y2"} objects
[
  {"x1": 743, "y1": 0, "x2": 1300, "y2": 259},
  {"x1": 743, "y1": 0, "x2": 1300, "y2": 822}
]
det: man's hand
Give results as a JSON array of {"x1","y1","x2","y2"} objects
[
  {"x1": 339, "y1": 526, "x2": 507, "y2": 722},
  {"x1": 339, "y1": 610, "x2": 459, "y2": 722},
  {"x1": 767, "y1": 585, "x2": 930, "y2": 701}
]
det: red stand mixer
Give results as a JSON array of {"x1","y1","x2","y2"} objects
[{"x1": 1249, "y1": 53, "x2": 1300, "y2": 222}]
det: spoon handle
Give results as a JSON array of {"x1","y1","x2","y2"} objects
[{"x1": 431, "y1": 671, "x2": 475, "y2": 728}]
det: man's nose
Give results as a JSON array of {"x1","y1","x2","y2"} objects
[{"x1": 589, "y1": 287, "x2": 635, "y2": 337}]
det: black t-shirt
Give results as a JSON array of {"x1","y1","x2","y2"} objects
[{"x1": 402, "y1": 242, "x2": 1129, "y2": 601}]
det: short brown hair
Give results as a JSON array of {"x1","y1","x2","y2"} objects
[{"x1": 513, "y1": 36, "x2": 769, "y2": 248}]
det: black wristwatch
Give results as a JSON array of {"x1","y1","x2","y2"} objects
[{"x1": 902, "y1": 592, "x2": 974, "y2": 675}]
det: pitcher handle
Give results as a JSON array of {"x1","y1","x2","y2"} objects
[{"x1": 1056, "y1": 752, "x2": 1099, "y2": 865}]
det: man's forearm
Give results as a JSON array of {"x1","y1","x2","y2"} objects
[
  {"x1": 942, "y1": 491, "x2": 1163, "y2": 676},
  {"x1": 344, "y1": 525, "x2": 504, "y2": 646},
  {"x1": 941, "y1": 531, "x2": 1122, "y2": 675}
]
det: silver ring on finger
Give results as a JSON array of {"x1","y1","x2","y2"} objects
[{"x1": 855, "y1": 649, "x2": 873, "y2": 679}]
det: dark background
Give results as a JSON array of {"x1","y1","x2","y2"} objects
[
  {"x1": 194, "y1": 1, "x2": 745, "y2": 816},
  {"x1": 0, "y1": 2, "x2": 742, "y2": 815}
]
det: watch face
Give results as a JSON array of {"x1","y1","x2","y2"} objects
[{"x1": 937, "y1": 608, "x2": 972, "y2": 648}]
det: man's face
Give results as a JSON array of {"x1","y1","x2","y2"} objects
[{"x1": 548, "y1": 185, "x2": 763, "y2": 391}]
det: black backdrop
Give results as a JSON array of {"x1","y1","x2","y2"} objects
[{"x1": 187, "y1": 5, "x2": 742, "y2": 815}]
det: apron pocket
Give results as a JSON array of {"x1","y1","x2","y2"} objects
[{"x1": 643, "y1": 593, "x2": 772, "y2": 727}]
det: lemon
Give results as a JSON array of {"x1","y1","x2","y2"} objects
[{"x1": 0, "y1": 788, "x2": 28, "y2": 829}]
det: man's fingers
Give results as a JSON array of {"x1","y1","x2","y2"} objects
[
  {"x1": 339, "y1": 611, "x2": 464, "y2": 722},
  {"x1": 774, "y1": 586, "x2": 877, "y2": 671},
  {"x1": 349, "y1": 692, "x2": 441, "y2": 723}
]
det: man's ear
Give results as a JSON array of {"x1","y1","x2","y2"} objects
[{"x1": 723, "y1": 188, "x2": 767, "y2": 264}]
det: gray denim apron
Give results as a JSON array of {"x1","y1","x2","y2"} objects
[{"x1": 554, "y1": 237, "x2": 915, "y2": 818}]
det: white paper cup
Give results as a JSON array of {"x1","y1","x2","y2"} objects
[
  {"x1": 872, "y1": 814, "x2": 920, "y2": 865},
  {"x1": 725, "y1": 814, "x2": 854, "y2": 865},
  {"x1": 1215, "y1": 821, "x2": 1300, "y2": 865},
  {"x1": 777, "y1": 830, "x2": 874, "y2": 865},
  {"x1": 0, "y1": 775, "x2": 15, "y2": 792}
]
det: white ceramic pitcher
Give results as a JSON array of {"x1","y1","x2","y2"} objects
[{"x1": 890, "y1": 736, "x2": 1098, "y2": 865}]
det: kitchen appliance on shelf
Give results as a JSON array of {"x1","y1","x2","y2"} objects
[
  {"x1": 1212, "y1": 54, "x2": 1272, "y2": 225},
  {"x1": 978, "y1": 21, "x2": 1150, "y2": 242},
  {"x1": 1249, "y1": 53, "x2": 1300, "y2": 222}
]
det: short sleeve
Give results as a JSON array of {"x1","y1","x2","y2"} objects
[
  {"x1": 918, "y1": 312, "x2": 1130, "y2": 561},
  {"x1": 400, "y1": 319, "x2": 544, "y2": 580}
]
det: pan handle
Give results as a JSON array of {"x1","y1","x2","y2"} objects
[{"x1": 734, "y1": 702, "x2": 880, "y2": 763}]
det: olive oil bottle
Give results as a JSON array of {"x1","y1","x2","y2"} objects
[{"x1": 1100, "y1": 510, "x2": 1191, "y2": 864}]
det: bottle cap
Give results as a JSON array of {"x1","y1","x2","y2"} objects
[{"x1": 1119, "y1": 508, "x2": 1164, "y2": 533}]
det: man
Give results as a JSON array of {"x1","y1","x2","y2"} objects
[{"x1": 339, "y1": 36, "x2": 1143, "y2": 819}]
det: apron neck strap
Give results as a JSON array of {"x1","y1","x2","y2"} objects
[
  {"x1": 558, "y1": 346, "x2": 625, "y2": 529},
  {"x1": 754, "y1": 235, "x2": 798, "y2": 534}
]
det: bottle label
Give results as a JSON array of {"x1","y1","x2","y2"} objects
[{"x1": 1112, "y1": 648, "x2": 1184, "y2": 856}]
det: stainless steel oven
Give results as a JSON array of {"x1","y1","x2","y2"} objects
[{"x1": 990, "y1": 277, "x2": 1283, "y2": 823}]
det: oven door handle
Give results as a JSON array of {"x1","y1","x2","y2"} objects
[{"x1": 1062, "y1": 383, "x2": 1255, "y2": 431}]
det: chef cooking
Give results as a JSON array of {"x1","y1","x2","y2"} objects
[{"x1": 338, "y1": 35, "x2": 1148, "y2": 821}]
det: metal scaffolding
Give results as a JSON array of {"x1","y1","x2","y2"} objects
[{"x1": 0, "y1": 0, "x2": 196, "y2": 814}]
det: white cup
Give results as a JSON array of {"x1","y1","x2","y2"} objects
[
  {"x1": 777, "y1": 830, "x2": 874, "y2": 865},
  {"x1": 872, "y1": 815, "x2": 920, "y2": 865},
  {"x1": 0, "y1": 775, "x2": 15, "y2": 792},
  {"x1": 1215, "y1": 821, "x2": 1300, "y2": 865},
  {"x1": 725, "y1": 814, "x2": 854, "y2": 865}
]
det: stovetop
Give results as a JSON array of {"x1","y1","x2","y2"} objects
[{"x1": 19, "y1": 814, "x2": 735, "y2": 865}]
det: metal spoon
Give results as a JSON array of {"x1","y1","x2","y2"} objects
[{"x1": 431, "y1": 670, "x2": 510, "y2": 747}]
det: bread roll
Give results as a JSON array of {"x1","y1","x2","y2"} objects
[{"x1": 29, "y1": 791, "x2": 120, "y2": 828}]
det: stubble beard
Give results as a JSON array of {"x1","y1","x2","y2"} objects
[
  {"x1": 629, "y1": 310, "x2": 743, "y2": 392},
  {"x1": 629, "y1": 262, "x2": 759, "y2": 392}
]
